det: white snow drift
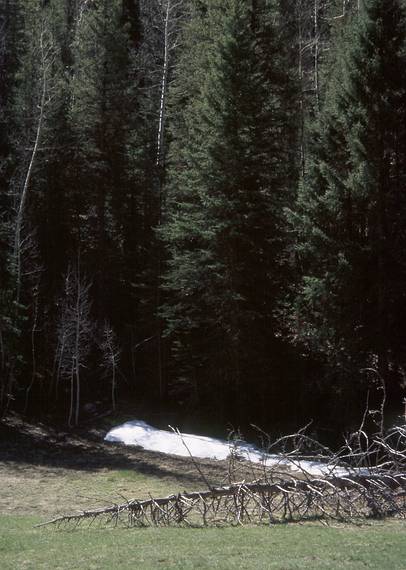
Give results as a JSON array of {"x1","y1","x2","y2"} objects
[{"x1": 104, "y1": 419, "x2": 352, "y2": 476}]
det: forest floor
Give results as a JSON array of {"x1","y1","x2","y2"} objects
[{"x1": 1, "y1": 412, "x2": 406, "y2": 569}]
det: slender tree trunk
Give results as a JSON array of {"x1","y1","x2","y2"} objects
[
  {"x1": 156, "y1": 0, "x2": 170, "y2": 169},
  {"x1": 297, "y1": 0, "x2": 306, "y2": 176},
  {"x1": 74, "y1": 262, "x2": 81, "y2": 426},
  {"x1": 54, "y1": 334, "x2": 66, "y2": 401},
  {"x1": 0, "y1": 329, "x2": 4, "y2": 377},
  {"x1": 313, "y1": 0, "x2": 320, "y2": 111},
  {"x1": 24, "y1": 283, "x2": 40, "y2": 413},
  {"x1": 68, "y1": 361, "x2": 74, "y2": 427},
  {"x1": 111, "y1": 354, "x2": 116, "y2": 411},
  {"x1": 0, "y1": 329, "x2": 5, "y2": 411},
  {"x1": 14, "y1": 30, "x2": 48, "y2": 303},
  {"x1": 156, "y1": 0, "x2": 172, "y2": 402}
]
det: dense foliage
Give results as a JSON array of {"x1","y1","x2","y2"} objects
[{"x1": 1, "y1": 0, "x2": 405, "y2": 428}]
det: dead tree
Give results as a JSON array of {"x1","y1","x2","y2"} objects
[
  {"x1": 100, "y1": 323, "x2": 121, "y2": 412},
  {"x1": 38, "y1": 420, "x2": 406, "y2": 529},
  {"x1": 37, "y1": 388, "x2": 406, "y2": 529},
  {"x1": 22, "y1": 234, "x2": 43, "y2": 414},
  {"x1": 13, "y1": 22, "x2": 56, "y2": 303},
  {"x1": 55, "y1": 262, "x2": 94, "y2": 426}
]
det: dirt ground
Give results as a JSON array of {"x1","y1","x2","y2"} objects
[{"x1": 0, "y1": 413, "x2": 263, "y2": 518}]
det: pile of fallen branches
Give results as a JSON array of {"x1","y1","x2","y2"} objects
[{"x1": 37, "y1": 421, "x2": 406, "y2": 529}]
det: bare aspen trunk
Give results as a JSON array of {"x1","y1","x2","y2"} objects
[
  {"x1": 101, "y1": 324, "x2": 120, "y2": 411},
  {"x1": 57, "y1": 265, "x2": 92, "y2": 427},
  {"x1": 111, "y1": 353, "x2": 116, "y2": 412},
  {"x1": 77, "y1": 0, "x2": 92, "y2": 29},
  {"x1": 75, "y1": 357, "x2": 80, "y2": 426},
  {"x1": 156, "y1": 0, "x2": 172, "y2": 402},
  {"x1": 313, "y1": 0, "x2": 320, "y2": 111},
  {"x1": 23, "y1": 283, "x2": 40, "y2": 413},
  {"x1": 54, "y1": 334, "x2": 66, "y2": 400},
  {"x1": 156, "y1": 0, "x2": 171, "y2": 169},
  {"x1": 0, "y1": 329, "x2": 5, "y2": 411},
  {"x1": 74, "y1": 263, "x2": 81, "y2": 426},
  {"x1": 0, "y1": 329, "x2": 4, "y2": 377},
  {"x1": 297, "y1": 0, "x2": 306, "y2": 176},
  {"x1": 14, "y1": 30, "x2": 49, "y2": 303},
  {"x1": 68, "y1": 362, "x2": 74, "y2": 427}
]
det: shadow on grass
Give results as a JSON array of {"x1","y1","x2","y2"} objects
[{"x1": 0, "y1": 415, "x2": 226, "y2": 488}]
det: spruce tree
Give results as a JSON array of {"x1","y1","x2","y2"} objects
[
  {"x1": 67, "y1": 0, "x2": 145, "y2": 317},
  {"x1": 161, "y1": 0, "x2": 298, "y2": 416},
  {"x1": 0, "y1": 0, "x2": 68, "y2": 412},
  {"x1": 287, "y1": 0, "x2": 406, "y2": 399},
  {"x1": 0, "y1": 0, "x2": 24, "y2": 410}
]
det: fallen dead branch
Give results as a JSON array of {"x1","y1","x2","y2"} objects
[
  {"x1": 36, "y1": 473, "x2": 406, "y2": 529},
  {"x1": 36, "y1": 421, "x2": 406, "y2": 529}
]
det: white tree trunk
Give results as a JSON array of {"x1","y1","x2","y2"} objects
[
  {"x1": 14, "y1": 28, "x2": 51, "y2": 302},
  {"x1": 68, "y1": 363, "x2": 75, "y2": 427},
  {"x1": 156, "y1": 0, "x2": 171, "y2": 168},
  {"x1": 111, "y1": 353, "x2": 116, "y2": 412},
  {"x1": 74, "y1": 263, "x2": 81, "y2": 426},
  {"x1": 297, "y1": 0, "x2": 306, "y2": 176},
  {"x1": 313, "y1": 0, "x2": 320, "y2": 110},
  {"x1": 23, "y1": 284, "x2": 40, "y2": 413},
  {"x1": 156, "y1": 0, "x2": 172, "y2": 402}
]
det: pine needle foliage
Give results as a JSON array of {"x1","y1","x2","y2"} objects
[
  {"x1": 287, "y1": 0, "x2": 406, "y2": 392},
  {"x1": 161, "y1": 0, "x2": 298, "y2": 414}
]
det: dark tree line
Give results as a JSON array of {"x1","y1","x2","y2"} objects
[{"x1": 0, "y1": 0, "x2": 405, "y2": 429}]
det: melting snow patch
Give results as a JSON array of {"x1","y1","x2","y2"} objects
[
  {"x1": 104, "y1": 420, "x2": 355, "y2": 477},
  {"x1": 105, "y1": 420, "x2": 266, "y2": 462}
]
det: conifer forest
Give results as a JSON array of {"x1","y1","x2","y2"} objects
[{"x1": 1, "y1": 0, "x2": 406, "y2": 432}]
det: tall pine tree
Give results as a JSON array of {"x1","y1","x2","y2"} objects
[
  {"x1": 287, "y1": 0, "x2": 406, "y2": 408},
  {"x1": 161, "y1": 0, "x2": 298, "y2": 418}
]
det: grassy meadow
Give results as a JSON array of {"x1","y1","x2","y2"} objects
[
  {"x1": 2, "y1": 514, "x2": 406, "y2": 570},
  {"x1": 1, "y1": 415, "x2": 406, "y2": 569}
]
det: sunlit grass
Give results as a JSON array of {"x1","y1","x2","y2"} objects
[
  {"x1": 2, "y1": 416, "x2": 406, "y2": 570},
  {"x1": 1, "y1": 516, "x2": 406, "y2": 570}
]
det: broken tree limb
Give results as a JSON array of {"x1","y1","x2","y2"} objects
[
  {"x1": 36, "y1": 422, "x2": 406, "y2": 529},
  {"x1": 35, "y1": 472, "x2": 406, "y2": 529}
]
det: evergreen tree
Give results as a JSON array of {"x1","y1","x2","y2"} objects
[
  {"x1": 287, "y1": 0, "x2": 406, "y2": 402},
  {"x1": 161, "y1": 0, "x2": 298, "y2": 417},
  {"x1": 66, "y1": 0, "x2": 165, "y2": 403},
  {"x1": 0, "y1": 0, "x2": 24, "y2": 411},
  {"x1": 67, "y1": 1, "x2": 142, "y2": 323},
  {"x1": 0, "y1": 0, "x2": 68, "y2": 412}
]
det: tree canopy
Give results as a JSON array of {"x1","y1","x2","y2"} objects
[{"x1": 1, "y1": 0, "x2": 405, "y2": 430}]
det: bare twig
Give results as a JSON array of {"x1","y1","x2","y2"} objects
[{"x1": 169, "y1": 426, "x2": 213, "y2": 491}]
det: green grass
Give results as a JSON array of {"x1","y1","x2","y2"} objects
[
  {"x1": 2, "y1": 417, "x2": 406, "y2": 570},
  {"x1": 1, "y1": 516, "x2": 406, "y2": 570},
  {"x1": 0, "y1": 463, "x2": 198, "y2": 518}
]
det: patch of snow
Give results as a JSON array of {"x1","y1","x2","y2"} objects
[
  {"x1": 104, "y1": 420, "x2": 361, "y2": 477},
  {"x1": 105, "y1": 420, "x2": 267, "y2": 462}
]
